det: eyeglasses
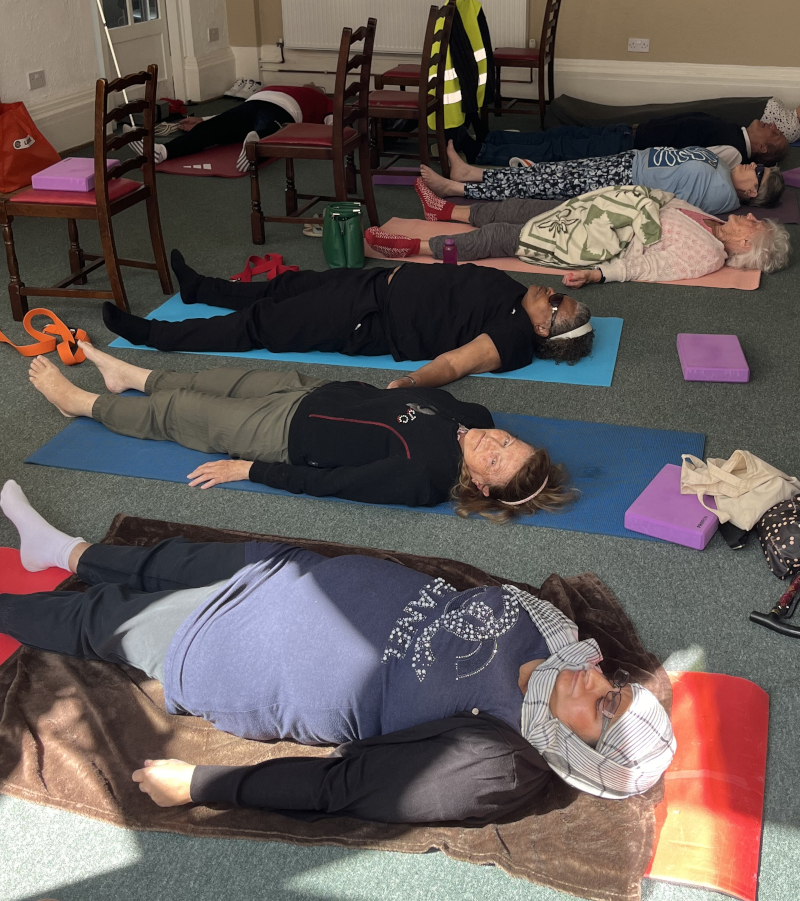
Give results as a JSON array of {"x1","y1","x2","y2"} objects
[
  {"x1": 755, "y1": 165, "x2": 765, "y2": 191},
  {"x1": 598, "y1": 669, "x2": 629, "y2": 741},
  {"x1": 548, "y1": 293, "x2": 565, "y2": 335}
]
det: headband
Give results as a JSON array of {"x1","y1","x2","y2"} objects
[
  {"x1": 549, "y1": 322, "x2": 594, "y2": 342},
  {"x1": 500, "y1": 475, "x2": 548, "y2": 506}
]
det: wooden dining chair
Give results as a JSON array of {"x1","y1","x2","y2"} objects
[
  {"x1": 0, "y1": 64, "x2": 172, "y2": 321},
  {"x1": 488, "y1": 0, "x2": 564, "y2": 128},
  {"x1": 247, "y1": 19, "x2": 379, "y2": 244},
  {"x1": 368, "y1": 2, "x2": 456, "y2": 179}
]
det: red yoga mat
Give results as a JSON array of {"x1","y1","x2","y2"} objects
[
  {"x1": 646, "y1": 671, "x2": 769, "y2": 901},
  {"x1": 0, "y1": 548, "x2": 69, "y2": 664},
  {"x1": 155, "y1": 144, "x2": 279, "y2": 178}
]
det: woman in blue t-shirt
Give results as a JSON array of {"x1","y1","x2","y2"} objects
[{"x1": 417, "y1": 139, "x2": 784, "y2": 216}]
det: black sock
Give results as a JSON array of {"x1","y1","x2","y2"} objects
[
  {"x1": 102, "y1": 302, "x2": 152, "y2": 346},
  {"x1": 170, "y1": 249, "x2": 203, "y2": 304}
]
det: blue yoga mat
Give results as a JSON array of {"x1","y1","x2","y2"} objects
[
  {"x1": 25, "y1": 408, "x2": 704, "y2": 541},
  {"x1": 110, "y1": 294, "x2": 623, "y2": 388}
]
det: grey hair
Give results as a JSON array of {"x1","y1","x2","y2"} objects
[
  {"x1": 726, "y1": 218, "x2": 791, "y2": 274},
  {"x1": 740, "y1": 167, "x2": 784, "y2": 208}
]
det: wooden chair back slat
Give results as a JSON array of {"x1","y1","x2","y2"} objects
[
  {"x1": 107, "y1": 157, "x2": 147, "y2": 181},
  {"x1": 331, "y1": 17, "x2": 376, "y2": 148},
  {"x1": 539, "y1": 0, "x2": 563, "y2": 63},
  {"x1": 105, "y1": 99, "x2": 150, "y2": 125}
]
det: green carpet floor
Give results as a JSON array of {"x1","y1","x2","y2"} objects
[{"x1": 0, "y1": 100, "x2": 798, "y2": 901}]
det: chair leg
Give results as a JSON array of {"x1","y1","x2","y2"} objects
[
  {"x1": 358, "y1": 142, "x2": 380, "y2": 227},
  {"x1": 538, "y1": 66, "x2": 547, "y2": 131},
  {"x1": 67, "y1": 219, "x2": 87, "y2": 285},
  {"x1": 249, "y1": 158, "x2": 265, "y2": 245},
  {"x1": 144, "y1": 196, "x2": 173, "y2": 295},
  {"x1": 434, "y1": 113, "x2": 449, "y2": 179},
  {"x1": 345, "y1": 153, "x2": 358, "y2": 195},
  {"x1": 332, "y1": 150, "x2": 349, "y2": 202},
  {"x1": 284, "y1": 158, "x2": 299, "y2": 215},
  {"x1": 97, "y1": 213, "x2": 129, "y2": 313},
  {"x1": 369, "y1": 117, "x2": 381, "y2": 170},
  {"x1": 494, "y1": 65, "x2": 502, "y2": 117},
  {"x1": 1, "y1": 215, "x2": 28, "y2": 322},
  {"x1": 548, "y1": 60, "x2": 555, "y2": 119}
]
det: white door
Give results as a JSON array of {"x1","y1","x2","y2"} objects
[{"x1": 98, "y1": 0, "x2": 174, "y2": 98}]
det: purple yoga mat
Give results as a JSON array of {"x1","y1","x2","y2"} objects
[
  {"x1": 782, "y1": 167, "x2": 800, "y2": 188},
  {"x1": 721, "y1": 187, "x2": 799, "y2": 224}
]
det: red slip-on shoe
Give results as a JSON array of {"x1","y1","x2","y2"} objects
[
  {"x1": 414, "y1": 177, "x2": 455, "y2": 222},
  {"x1": 365, "y1": 227, "x2": 421, "y2": 259}
]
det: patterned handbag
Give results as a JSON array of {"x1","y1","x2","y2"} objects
[{"x1": 755, "y1": 494, "x2": 800, "y2": 579}]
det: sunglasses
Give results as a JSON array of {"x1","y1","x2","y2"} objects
[
  {"x1": 755, "y1": 165, "x2": 765, "y2": 191},
  {"x1": 549, "y1": 293, "x2": 565, "y2": 335}
]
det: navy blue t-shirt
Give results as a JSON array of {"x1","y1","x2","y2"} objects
[{"x1": 164, "y1": 543, "x2": 549, "y2": 744}]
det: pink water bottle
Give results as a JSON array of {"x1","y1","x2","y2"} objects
[{"x1": 442, "y1": 237, "x2": 458, "y2": 264}]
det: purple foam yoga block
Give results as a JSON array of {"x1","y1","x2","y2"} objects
[
  {"x1": 373, "y1": 166, "x2": 420, "y2": 186},
  {"x1": 32, "y1": 157, "x2": 121, "y2": 192},
  {"x1": 677, "y1": 333, "x2": 749, "y2": 382},
  {"x1": 625, "y1": 464, "x2": 718, "y2": 549},
  {"x1": 782, "y1": 167, "x2": 800, "y2": 188}
]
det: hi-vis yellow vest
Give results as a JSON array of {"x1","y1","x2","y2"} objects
[{"x1": 428, "y1": 0, "x2": 488, "y2": 130}]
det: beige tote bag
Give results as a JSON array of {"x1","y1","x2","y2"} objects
[{"x1": 681, "y1": 451, "x2": 800, "y2": 531}]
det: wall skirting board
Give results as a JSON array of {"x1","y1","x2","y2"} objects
[
  {"x1": 255, "y1": 50, "x2": 800, "y2": 107},
  {"x1": 184, "y1": 46, "x2": 237, "y2": 101},
  {"x1": 27, "y1": 87, "x2": 97, "y2": 154}
]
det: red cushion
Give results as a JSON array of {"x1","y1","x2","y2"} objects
[
  {"x1": 369, "y1": 90, "x2": 421, "y2": 111},
  {"x1": 494, "y1": 46, "x2": 540, "y2": 64},
  {"x1": 258, "y1": 124, "x2": 357, "y2": 148},
  {"x1": 381, "y1": 64, "x2": 421, "y2": 78},
  {"x1": 12, "y1": 178, "x2": 142, "y2": 206}
]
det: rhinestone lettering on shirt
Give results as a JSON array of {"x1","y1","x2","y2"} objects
[{"x1": 381, "y1": 578, "x2": 453, "y2": 662}]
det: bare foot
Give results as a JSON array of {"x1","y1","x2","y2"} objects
[
  {"x1": 78, "y1": 340, "x2": 150, "y2": 393},
  {"x1": 29, "y1": 357, "x2": 98, "y2": 418},
  {"x1": 446, "y1": 140, "x2": 484, "y2": 182},
  {"x1": 419, "y1": 165, "x2": 466, "y2": 197}
]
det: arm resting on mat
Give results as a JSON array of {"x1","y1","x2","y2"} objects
[
  {"x1": 188, "y1": 715, "x2": 552, "y2": 824},
  {"x1": 388, "y1": 334, "x2": 502, "y2": 390},
  {"x1": 248, "y1": 458, "x2": 450, "y2": 507}
]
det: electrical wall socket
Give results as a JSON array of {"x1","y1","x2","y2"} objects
[
  {"x1": 528, "y1": 38, "x2": 537, "y2": 49},
  {"x1": 208, "y1": 27, "x2": 219, "y2": 42},
  {"x1": 627, "y1": 38, "x2": 650, "y2": 53},
  {"x1": 28, "y1": 70, "x2": 46, "y2": 90}
]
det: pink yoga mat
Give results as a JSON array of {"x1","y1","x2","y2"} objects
[
  {"x1": 155, "y1": 144, "x2": 278, "y2": 178},
  {"x1": 365, "y1": 219, "x2": 761, "y2": 289}
]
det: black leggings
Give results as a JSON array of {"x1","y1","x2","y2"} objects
[
  {"x1": 147, "y1": 268, "x2": 393, "y2": 355},
  {"x1": 163, "y1": 100, "x2": 294, "y2": 160},
  {"x1": 0, "y1": 538, "x2": 291, "y2": 676}
]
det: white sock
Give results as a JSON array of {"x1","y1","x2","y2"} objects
[
  {"x1": 236, "y1": 131, "x2": 260, "y2": 173},
  {"x1": 0, "y1": 480, "x2": 85, "y2": 573},
  {"x1": 122, "y1": 125, "x2": 167, "y2": 164}
]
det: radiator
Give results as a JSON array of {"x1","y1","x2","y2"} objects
[{"x1": 281, "y1": 1, "x2": 528, "y2": 54}]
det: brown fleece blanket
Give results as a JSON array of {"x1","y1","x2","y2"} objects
[{"x1": 0, "y1": 515, "x2": 671, "y2": 901}]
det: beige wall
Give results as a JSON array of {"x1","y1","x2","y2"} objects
[
  {"x1": 226, "y1": 0, "x2": 282, "y2": 48},
  {"x1": 529, "y1": 0, "x2": 800, "y2": 67}
]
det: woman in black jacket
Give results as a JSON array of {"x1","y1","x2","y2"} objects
[{"x1": 28, "y1": 344, "x2": 572, "y2": 519}]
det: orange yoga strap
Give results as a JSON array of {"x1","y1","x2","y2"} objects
[{"x1": 0, "y1": 308, "x2": 88, "y2": 365}]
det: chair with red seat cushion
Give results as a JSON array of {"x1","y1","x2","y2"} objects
[
  {"x1": 368, "y1": 2, "x2": 456, "y2": 179},
  {"x1": 374, "y1": 64, "x2": 422, "y2": 91},
  {"x1": 246, "y1": 21, "x2": 380, "y2": 243},
  {"x1": 0, "y1": 64, "x2": 172, "y2": 321},
  {"x1": 486, "y1": 0, "x2": 564, "y2": 129}
]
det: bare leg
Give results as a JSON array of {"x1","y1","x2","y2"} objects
[
  {"x1": 68, "y1": 542, "x2": 92, "y2": 572},
  {"x1": 451, "y1": 206, "x2": 471, "y2": 223},
  {"x1": 77, "y1": 340, "x2": 151, "y2": 394},
  {"x1": 445, "y1": 140, "x2": 484, "y2": 182},
  {"x1": 419, "y1": 165, "x2": 467, "y2": 197},
  {"x1": 29, "y1": 357, "x2": 99, "y2": 419}
]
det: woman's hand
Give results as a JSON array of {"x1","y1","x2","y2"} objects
[
  {"x1": 387, "y1": 375, "x2": 417, "y2": 390},
  {"x1": 562, "y1": 269, "x2": 602, "y2": 289},
  {"x1": 132, "y1": 759, "x2": 196, "y2": 807},
  {"x1": 178, "y1": 116, "x2": 204, "y2": 131},
  {"x1": 187, "y1": 459, "x2": 253, "y2": 488}
]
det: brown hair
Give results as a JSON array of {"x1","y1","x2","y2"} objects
[
  {"x1": 451, "y1": 445, "x2": 577, "y2": 523},
  {"x1": 751, "y1": 134, "x2": 788, "y2": 166}
]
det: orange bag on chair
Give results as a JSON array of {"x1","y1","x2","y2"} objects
[{"x1": 0, "y1": 102, "x2": 60, "y2": 193}]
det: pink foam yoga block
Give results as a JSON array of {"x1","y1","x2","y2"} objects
[
  {"x1": 677, "y1": 333, "x2": 749, "y2": 382},
  {"x1": 782, "y1": 167, "x2": 800, "y2": 188},
  {"x1": 32, "y1": 157, "x2": 120, "y2": 192},
  {"x1": 625, "y1": 464, "x2": 718, "y2": 549}
]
